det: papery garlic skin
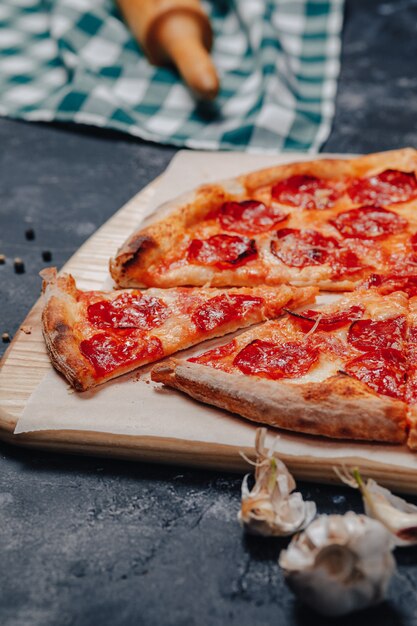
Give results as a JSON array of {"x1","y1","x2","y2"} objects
[
  {"x1": 239, "y1": 428, "x2": 316, "y2": 537},
  {"x1": 361, "y1": 480, "x2": 417, "y2": 545},
  {"x1": 279, "y1": 513, "x2": 395, "y2": 617},
  {"x1": 336, "y1": 468, "x2": 417, "y2": 546}
]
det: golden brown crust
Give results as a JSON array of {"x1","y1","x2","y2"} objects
[
  {"x1": 41, "y1": 271, "x2": 98, "y2": 391},
  {"x1": 350, "y1": 147, "x2": 417, "y2": 178},
  {"x1": 242, "y1": 148, "x2": 417, "y2": 191},
  {"x1": 42, "y1": 295, "x2": 95, "y2": 392},
  {"x1": 151, "y1": 360, "x2": 407, "y2": 444},
  {"x1": 110, "y1": 148, "x2": 417, "y2": 289},
  {"x1": 407, "y1": 411, "x2": 417, "y2": 451},
  {"x1": 111, "y1": 234, "x2": 157, "y2": 276},
  {"x1": 243, "y1": 157, "x2": 353, "y2": 192}
]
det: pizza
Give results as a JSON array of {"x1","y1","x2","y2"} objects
[
  {"x1": 110, "y1": 148, "x2": 417, "y2": 292},
  {"x1": 40, "y1": 148, "x2": 417, "y2": 452},
  {"x1": 151, "y1": 287, "x2": 417, "y2": 447},
  {"x1": 41, "y1": 268, "x2": 316, "y2": 391}
]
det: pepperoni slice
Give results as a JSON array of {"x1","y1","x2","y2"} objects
[
  {"x1": 188, "y1": 341, "x2": 236, "y2": 367},
  {"x1": 270, "y1": 228, "x2": 338, "y2": 268},
  {"x1": 233, "y1": 339, "x2": 319, "y2": 379},
  {"x1": 329, "y1": 206, "x2": 408, "y2": 239},
  {"x1": 345, "y1": 349, "x2": 406, "y2": 400},
  {"x1": 362, "y1": 273, "x2": 417, "y2": 297},
  {"x1": 192, "y1": 294, "x2": 263, "y2": 332},
  {"x1": 406, "y1": 328, "x2": 417, "y2": 404},
  {"x1": 406, "y1": 325, "x2": 417, "y2": 405},
  {"x1": 347, "y1": 170, "x2": 417, "y2": 205},
  {"x1": 87, "y1": 293, "x2": 169, "y2": 330},
  {"x1": 287, "y1": 305, "x2": 364, "y2": 332},
  {"x1": 80, "y1": 333, "x2": 163, "y2": 376},
  {"x1": 219, "y1": 200, "x2": 287, "y2": 235},
  {"x1": 271, "y1": 228, "x2": 363, "y2": 276},
  {"x1": 187, "y1": 234, "x2": 257, "y2": 269},
  {"x1": 330, "y1": 248, "x2": 364, "y2": 278},
  {"x1": 271, "y1": 175, "x2": 341, "y2": 210},
  {"x1": 407, "y1": 328, "x2": 417, "y2": 369},
  {"x1": 348, "y1": 316, "x2": 406, "y2": 352}
]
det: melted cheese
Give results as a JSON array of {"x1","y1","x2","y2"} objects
[
  {"x1": 361, "y1": 291, "x2": 408, "y2": 321},
  {"x1": 286, "y1": 355, "x2": 344, "y2": 385}
]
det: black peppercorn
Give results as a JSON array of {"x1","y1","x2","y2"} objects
[
  {"x1": 42, "y1": 250, "x2": 52, "y2": 262},
  {"x1": 14, "y1": 258, "x2": 25, "y2": 274},
  {"x1": 25, "y1": 228, "x2": 35, "y2": 241}
]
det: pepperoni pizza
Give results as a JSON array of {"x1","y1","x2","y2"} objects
[
  {"x1": 41, "y1": 148, "x2": 417, "y2": 450},
  {"x1": 110, "y1": 148, "x2": 417, "y2": 291},
  {"x1": 41, "y1": 269, "x2": 315, "y2": 391},
  {"x1": 152, "y1": 288, "x2": 417, "y2": 446}
]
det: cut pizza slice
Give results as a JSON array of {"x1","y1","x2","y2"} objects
[
  {"x1": 110, "y1": 148, "x2": 417, "y2": 291},
  {"x1": 152, "y1": 289, "x2": 409, "y2": 444},
  {"x1": 41, "y1": 269, "x2": 316, "y2": 391}
]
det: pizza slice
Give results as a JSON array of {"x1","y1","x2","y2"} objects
[
  {"x1": 152, "y1": 289, "x2": 409, "y2": 444},
  {"x1": 110, "y1": 148, "x2": 417, "y2": 291},
  {"x1": 41, "y1": 269, "x2": 316, "y2": 391}
]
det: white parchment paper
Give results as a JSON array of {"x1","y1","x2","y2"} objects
[{"x1": 14, "y1": 151, "x2": 417, "y2": 474}]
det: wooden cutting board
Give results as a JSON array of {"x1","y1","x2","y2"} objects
[{"x1": 2, "y1": 151, "x2": 417, "y2": 493}]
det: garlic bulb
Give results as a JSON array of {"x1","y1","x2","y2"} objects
[
  {"x1": 337, "y1": 467, "x2": 417, "y2": 545},
  {"x1": 279, "y1": 512, "x2": 396, "y2": 617},
  {"x1": 238, "y1": 428, "x2": 316, "y2": 536}
]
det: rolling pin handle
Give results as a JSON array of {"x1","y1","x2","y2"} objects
[
  {"x1": 154, "y1": 12, "x2": 219, "y2": 100},
  {"x1": 117, "y1": 0, "x2": 219, "y2": 101}
]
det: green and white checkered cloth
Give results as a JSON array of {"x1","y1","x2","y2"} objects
[{"x1": 0, "y1": 0, "x2": 344, "y2": 153}]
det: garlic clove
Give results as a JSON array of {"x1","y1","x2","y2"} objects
[
  {"x1": 362, "y1": 480, "x2": 417, "y2": 544},
  {"x1": 336, "y1": 467, "x2": 417, "y2": 545},
  {"x1": 239, "y1": 428, "x2": 316, "y2": 537},
  {"x1": 279, "y1": 513, "x2": 396, "y2": 617},
  {"x1": 314, "y1": 544, "x2": 358, "y2": 581}
]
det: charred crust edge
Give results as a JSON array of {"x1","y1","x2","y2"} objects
[{"x1": 120, "y1": 234, "x2": 156, "y2": 269}]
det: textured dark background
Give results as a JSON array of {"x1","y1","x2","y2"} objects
[{"x1": 1, "y1": 1, "x2": 417, "y2": 624}]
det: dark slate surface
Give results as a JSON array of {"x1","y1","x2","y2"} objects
[{"x1": 1, "y1": 1, "x2": 417, "y2": 624}]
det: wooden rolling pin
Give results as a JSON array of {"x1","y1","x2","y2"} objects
[{"x1": 117, "y1": 0, "x2": 219, "y2": 100}]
